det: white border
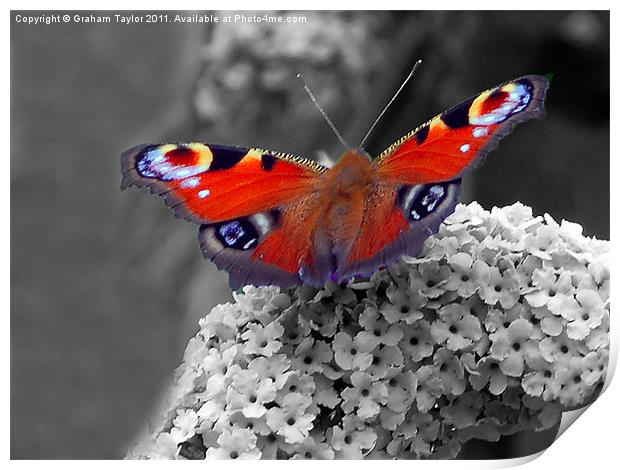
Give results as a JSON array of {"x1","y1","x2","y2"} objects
[{"x1": 5, "y1": 2, "x2": 617, "y2": 468}]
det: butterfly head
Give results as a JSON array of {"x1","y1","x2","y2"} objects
[
  {"x1": 327, "y1": 149, "x2": 374, "y2": 193},
  {"x1": 339, "y1": 148, "x2": 372, "y2": 163}
]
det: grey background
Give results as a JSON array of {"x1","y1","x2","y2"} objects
[{"x1": 11, "y1": 11, "x2": 609, "y2": 458}]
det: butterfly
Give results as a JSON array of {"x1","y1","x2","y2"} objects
[{"x1": 121, "y1": 75, "x2": 548, "y2": 290}]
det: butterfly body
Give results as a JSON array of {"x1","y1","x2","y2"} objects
[
  {"x1": 121, "y1": 75, "x2": 549, "y2": 290},
  {"x1": 320, "y1": 150, "x2": 373, "y2": 237}
]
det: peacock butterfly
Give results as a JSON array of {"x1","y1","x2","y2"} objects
[{"x1": 121, "y1": 74, "x2": 549, "y2": 290}]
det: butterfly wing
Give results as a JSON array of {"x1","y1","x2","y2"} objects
[
  {"x1": 337, "y1": 75, "x2": 548, "y2": 280},
  {"x1": 374, "y1": 75, "x2": 549, "y2": 185},
  {"x1": 337, "y1": 180, "x2": 461, "y2": 280},
  {"x1": 121, "y1": 143, "x2": 328, "y2": 289}
]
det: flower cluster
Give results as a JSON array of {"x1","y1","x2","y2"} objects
[{"x1": 127, "y1": 202, "x2": 609, "y2": 460}]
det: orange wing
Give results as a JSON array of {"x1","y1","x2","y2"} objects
[
  {"x1": 121, "y1": 143, "x2": 326, "y2": 223},
  {"x1": 121, "y1": 143, "x2": 328, "y2": 289},
  {"x1": 337, "y1": 76, "x2": 549, "y2": 280},
  {"x1": 374, "y1": 76, "x2": 549, "y2": 185}
]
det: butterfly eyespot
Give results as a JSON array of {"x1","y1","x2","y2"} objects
[
  {"x1": 197, "y1": 189, "x2": 211, "y2": 199},
  {"x1": 399, "y1": 182, "x2": 453, "y2": 223},
  {"x1": 135, "y1": 145, "x2": 210, "y2": 181},
  {"x1": 215, "y1": 219, "x2": 259, "y2": 251},
  {"x1": 469, "y1": 82, "x2": 532, "y2": 125},
  {"x1": 420, "y1": 185, "x2": 446, "y2": 211},
  {"x1": 459, "y1": 144, "x2": 470, "y2": 153}
]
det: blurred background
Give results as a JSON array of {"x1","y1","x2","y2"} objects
[{"x1": 11, "y1": 10, "x2": 609, "y2": 458}]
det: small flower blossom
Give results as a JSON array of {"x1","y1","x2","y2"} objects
[
  {"x1": 170, "y1": 409, "x2": 198, "y2": 443},
  {"x1": 478, "y1": 266, "x2": 520, "y2": 308},
  {"x1": 445, "y1": 253, "x2": 489, "y2": 298},
  {"x1": 358, "y1": 305, "x2": 403, "y2": 347},
  {"x1": 531, "y1": 306, "x2": 564, "y2": 337},
  {"x1": 489, "y1": 318, "x2": 538, "y2": 377},
  {"x1": 384, "y1": 369, "x2": 417, "y2": 413},
  {"x1": 330, "y1": 426, "x2": 376, "y2": 459},
  {"x1": 234, "y1": 285, "x2": 289, "y2": 322},
  {"x1": 277, "y1": 372, "x2": 315, "y2": 405},
  {"x1": 493, "y1": 201, "x2": 533, "y2": 228},
  {"x1": 367, "y1": 345, "x2": 404, "y2": 379},
  {"x1": 199, "y1": 303, "x2": 241, "y2": 341},
  {"x1": 241, "y1": 321, "x2": 284, "y2": 357},
  {"x1": 522, "y1": 224, "x2": 561, "y2": 260},
  {"x1": 280, "y1": 308, "x2": 312, "y2": 345},
  {"x1": 301, "y1": 302, "x2": 340, "y2": 338},
  {"x1": 539, "y1": 332, "x2": 588, "y2": 366},
  {"x1": 431, "y1": 303, "x2": 482, "y2": 351},
  {"x1": 562, "y1": 289, "x2": 605, "y2": 340},
  {"x1": 525, "y1": 269, "x2": 574, "y2": 314},
  {"x1": 333, "y1": 331, "x2": 375, "y2": 370},
  {"x1": 548, "y1": 358, "x2": 595, "y2": 407},
  {"x1": 314, "y1": 373, "x2": 341, "y2": 409},
  {"x1": 415, "y1": 261, "x2": 452, "y2": 298},
  {"x1": 247, "y1": 355, "x2": 292, "y2": 389},
  {"x1": 380, "y1": 282, "x2": 424, "y2": 324},
  {"x1": 433, "y1": 347, "x2": 466, "y2": 395},
  {"x1": 291, "y1": 436, "x2": 335, "y2": 459},
  {"x1": 469, "y1": 357, "x2": 508, "y2": 395},
  {"x1": 205, "y1": 428, "x2": 261, "y2": 459},
  {"x1": 256, "y1": 432, "x2": 293, "y2": 459},
  {"x1": 342, "y1": 371, "x2": 388, "y2": 419},
  {"x1": 226, "y1": 370, "x2": 277, "y2": 418},
  {"x1": 266, "y1": 393, "x2": 315, "y2": 444},
  {"x1": 399, "y1": 319, "x2": 434, "y2": 362},
  {"x1": 413, "y1": 366, "x2": 444, "y2": 412},
  {"x1": 292, "y1": 337, "x2": 333, "y2": 374},
  {"x1": 521, "y1": 360, "x2": 562, "y2": 400}
]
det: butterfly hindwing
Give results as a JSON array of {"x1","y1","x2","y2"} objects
[
  {"x1": 374, "y1": 75, "x2": 549, "y2": 185},
  {"x1": 338, "y1": 180, "x2": 461, "y2": 280},
  {"x1": 198, "y1": 194, "x2": 330, "y2": 289}
]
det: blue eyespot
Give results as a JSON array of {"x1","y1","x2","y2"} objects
[
  {"x1": 215, "y1": 219, "x2": 259, "y2": 251},
  {"x1": 409, "y1": 184, "x2": 448, "y2": 221}
]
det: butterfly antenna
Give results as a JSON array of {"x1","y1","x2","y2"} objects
[
  {"x1": 297, "y1": 73, "x2": 349, "y2": 151},
  {"x1": 358, "y1": 59, "x2": 423, "y2": 150}
]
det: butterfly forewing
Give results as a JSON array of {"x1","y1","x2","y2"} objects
[
  {"x1": 374, "y1": 75, "x2": 549, "y2": 185},
  {"x1": 121, "y1": 143, "x2": 326, "y2": 223}
]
